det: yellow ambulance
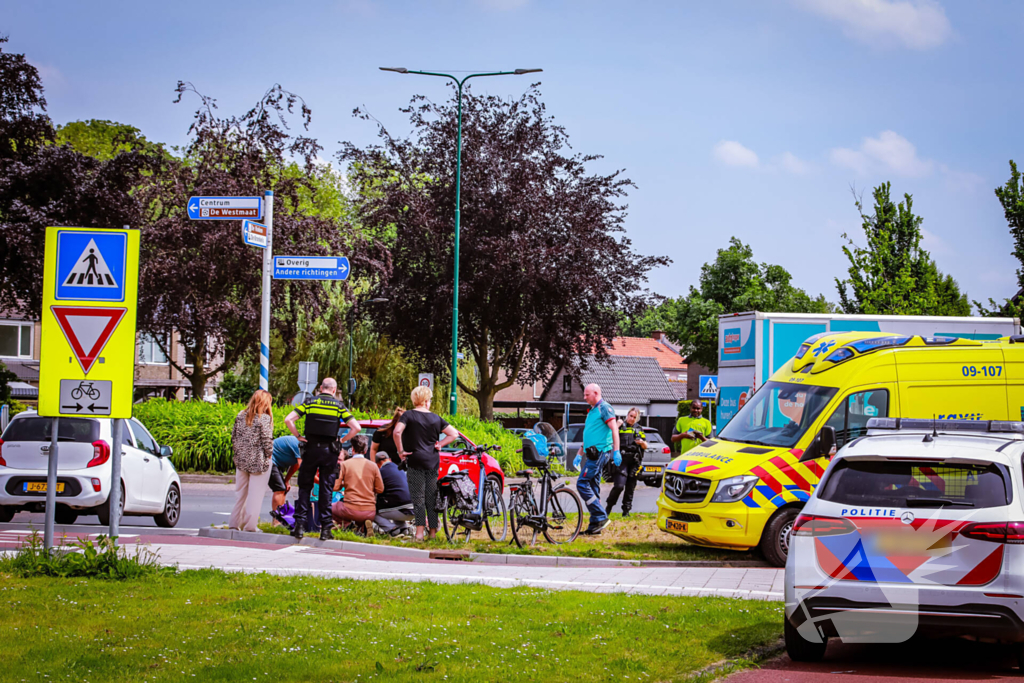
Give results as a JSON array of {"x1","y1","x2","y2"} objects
[{"x1": 656, "y1": 331, "x2": 1024, "y2": 566}]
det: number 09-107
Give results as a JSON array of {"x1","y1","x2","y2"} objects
[{"x1": 962, "y1": 365, "x2": 1002, "y2": 377}]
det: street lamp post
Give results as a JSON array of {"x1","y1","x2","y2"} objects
[
  {"x1": 380, "y1": 66, "x2": 542, "y2": 415},
  {"x1": 347, "y1": 297, "x2": 389, "y2": 408}
]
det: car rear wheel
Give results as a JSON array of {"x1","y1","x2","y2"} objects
[
  {"x1": 760, "y1": 506, "x2": 800, "y2": 567},
  {"x1": 154, "y1": 484, "x2": 180, "y2": 528},
  {"x1": 54, "y1": 505, "x2": 78, "y2": 525},
  {"x1": 785, "y1": 617, "x2": 827, "y2": 662},
  {"x1": 96, "y1": 486, "x2": 124, "y2": 527},
  {"x1": 0, "y1": 506, "x2": 14, "y2": 523}
]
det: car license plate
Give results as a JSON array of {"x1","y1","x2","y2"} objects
[
  {"x1": 666, "y1": 519, "x2": 688, "y2": 533},
  {"x1": 644, "y1": 466, "x2": 662, "y2": 473},
  {"x1": 24, "y1": 482, "x2": 64, "y2": 493}
]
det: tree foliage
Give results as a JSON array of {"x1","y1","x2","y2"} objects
[
  {"x1": 977, "y1": 161, "x2": 1024, "y2": 317},
  {"x1": 55, "y1": 119, "x2": 166, "y2": 161},
  {"x1": 837, "y1": 182, "x2": 969, "y2": 316},
  {"x1": 340, "y1": 85, "x2": 668, "y2": 419},
  {"x1": 663, "y1": 237, "x2": 829, "y2": 370}
]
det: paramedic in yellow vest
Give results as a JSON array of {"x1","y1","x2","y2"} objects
[{"x1": 672, "y1": 399, "x2": 712, "y2": 455}]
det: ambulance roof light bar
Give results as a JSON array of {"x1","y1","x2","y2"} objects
[{"x1": 867, "y1": 417, "x2": 1024, "y2": 434}]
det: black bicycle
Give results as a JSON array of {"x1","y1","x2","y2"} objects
[
  {"x1": 436, "y1": 444, "x2": 508, "y2": 543},
  {"x1": 508, "y1": 439, "x2": 584, "y2": 547}
]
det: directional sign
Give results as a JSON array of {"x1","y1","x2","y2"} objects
[
  {"x1": 242, "y1": 220, "x2": 268, "y2": 248},
  {"x1": 273, "y1": 256, "x2": 350, "y2": 281},
  {"x1": 698, "y1": 374, "x2": 719, "y2": 399},
  {"x1": 187, "y1": 196, "x2": 263, "y2": 221},
  {"x1": 39, "y1": 227, "x2": 139, "y2": 419}
]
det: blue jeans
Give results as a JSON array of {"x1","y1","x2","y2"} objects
[{"x1": 576, "y1": 450, "x2": 610, "y2": 525}]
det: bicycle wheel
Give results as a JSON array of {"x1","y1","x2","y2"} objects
[
  {"x1": 543, "y1": 487, "x2": 584, "y2": 544},
  {"x1": 484, "y1": 475, "x2": 508, "y2": 543},
  {"x1": 442, "y1": 497, "x2": 470, "y2": 543},
  {"x1": 511, "y1": 489, "x2": 539, "y2": 549}
]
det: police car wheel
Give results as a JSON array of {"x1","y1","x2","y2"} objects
[
  {"x1": 761, "y1": 507, "x2": 799, "y2": 568},
  {"x1": 784, "y1": 617, "x2": 827, "y2": 662}
]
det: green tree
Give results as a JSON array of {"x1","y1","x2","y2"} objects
[
  {"x1": 55, "y1": 119, "x2": 166, "y2": 161},
  {"x1": 836, "y1": 182, "x2": 969, "y2": 316},
  {"x1": 976, "y1": 161, "x2": 1024, "y2": 317},
  {"x1": 663, "y1": 237, "x2": 829, "y2": 370}
]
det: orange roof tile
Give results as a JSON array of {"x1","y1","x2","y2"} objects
[{"x1": 605, "y1": 337, "x2": 687, "y2": 370}]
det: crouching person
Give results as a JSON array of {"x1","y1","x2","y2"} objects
[
  {"x1": 331, "y1": 435, "x2": 383, "y2": 534},
  {"x1": 374, "y1": 448, "x2": 414, "y2": 537}
]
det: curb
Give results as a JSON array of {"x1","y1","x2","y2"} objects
[{"x1": 181, "y1": 474, "x2": 235, "y2": 484}]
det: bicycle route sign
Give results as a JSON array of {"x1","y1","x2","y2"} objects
[{"x1": 38, "y1": 227, "x2": 140, "y2": 419}]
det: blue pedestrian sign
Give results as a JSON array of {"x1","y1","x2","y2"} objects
[
  {"x1": 698, "y1": 375, "x2": 719, "y2": 399},
  {"x1": 273, "y1": 256, "x2": 350, "y2": 280},
  {"x1": 187, "y1": 196, "x2": 263, "y2": 221},
  {"x1": 54, "y1": 229, "x2": 128, "y2": 302}
]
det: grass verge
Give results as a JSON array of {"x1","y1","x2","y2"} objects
[
  {"x1": 0, "y1": 569, "x2": 782, "y2": 682},
  {"x1": 255, "y1": 512, "x2": 759, "y2": 563}
]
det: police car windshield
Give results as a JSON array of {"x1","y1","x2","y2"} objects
[{"x1": 718, "y1": 381, "x2": 838, "y2": 448}]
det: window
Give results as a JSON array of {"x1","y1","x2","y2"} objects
[
  {"x1": 137, "y1": 334, "x2": 168, "y2": 365},
  {"x1": 562, "y1": 375, "x2": 572, "y2": 393},
  {"x1": 718, "y1": 381, "x2": 839, "y2": 448},
  {"x1": 819, "y1": 459, "x2": 1009, "y2": 509},
  {"x1": 0, "y1": 322, "x2": 32, "y2": 358},
  {"x1": 129, "y1": 419, "x2": 159, "y2": 454},
  {"x1": 2, "y1": 416, "x2": 99, "y2": 443},
  {"x1": 440, "y1": 436, "x2": 470, "y2": 453},
  {"x1": 823, "y1": 389, "x2": 889, "y2": 449}
]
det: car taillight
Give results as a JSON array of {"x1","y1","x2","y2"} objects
[
  {"x1": 0, "y1": 439, "x2": 5, "y2": 467},
  {"x1": 87, "y1": 440, "x2": 110, "y2": 468},
  {"x1": 662, "y1": 446, "x2": 670, "y2": 454},
  {"x1": 960, "y1": 522, "x2": 1024, "y2": 544},
  {"x1": 792, "y1": 514, "x2": 856, "y2": 537}
]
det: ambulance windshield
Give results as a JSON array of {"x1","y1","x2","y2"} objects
[{"x1": 718, "y1": 381, "x2": 838, "y2": 448}]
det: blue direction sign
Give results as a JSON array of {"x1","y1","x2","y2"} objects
[
  {"x1": 242, "y1": 220, "x2": 267, "y2": 249},
  {"x1": 54, "y1": 229, "x2": 128, "y2": 303},
  {"x1": 273, "y1": 256, "x2": 350, "y2": 280},
  {"x1": 187, "y1": 196, "x2": 263, "y2": 221},
  {"x1": 698, "y1": 375, "x2": 719, "y2": 399}
]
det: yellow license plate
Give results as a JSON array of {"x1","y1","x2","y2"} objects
[
  {"x1": 24, "y1": 482, "x2": 64, "y2": 493},
  {"x1": 644, "y1": 466, "x2": 662, "y2": 473},
  {"x1": 873, "y1": 531, "x2": 949, "y2": 555},
  {"x1": 666, "y1": 519, "x2": 688, "y2": 533}
]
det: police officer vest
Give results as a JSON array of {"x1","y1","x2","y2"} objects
[
  {"x1": 295, "y1": 394, "x2": 353, "y2": 440},
  {"x1": 619, "y1": 424, "x2": 646, "y2": 452}
]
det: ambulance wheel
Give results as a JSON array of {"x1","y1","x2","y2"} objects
[
  {"x1": 785, "y1": 617, "x2": 827, "y2": 662},
  {"x1": 761, "y1": 507, "x2": 799, "y2": 567}
]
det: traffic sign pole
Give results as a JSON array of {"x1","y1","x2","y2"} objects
[
  {"x1": 43, "y1": 417, "x2": 58, "y2": 550},
  {"x1": 260, "y1": 191, "x2": 274, "y2": 391},
  {"x1": 108, "y1": 419, "x2": 123, "y2": 539}
]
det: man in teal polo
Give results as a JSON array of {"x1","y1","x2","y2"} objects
[{"x1": 572, "y1": 383, "x2": 621, "y2": 535}]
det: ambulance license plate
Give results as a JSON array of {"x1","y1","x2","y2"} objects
[
  {"x1": 24, "y1": 482, "x2": 64, "y2": 493},
  {"x1": 666, "y1": 519, "x2": 688, "y2": 533}
]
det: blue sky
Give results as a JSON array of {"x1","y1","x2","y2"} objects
[{"x1": 4, "y1": 0, "x2": 1024, "y2": 307}]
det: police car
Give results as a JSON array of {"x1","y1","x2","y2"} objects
[{"x1": 785, "y1": 418, "x2": 1024, "y2": 669}]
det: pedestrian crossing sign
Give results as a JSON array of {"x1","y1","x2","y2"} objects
[
  {"x1": 698, "y1": 375, "x2": 719, "y2": 399},
  {"x1": 54, "y1": 230, "x2": 127, "y2": 302},
  {"x1": 39, "y1": 226, "x2": 139, "y2": 419}
]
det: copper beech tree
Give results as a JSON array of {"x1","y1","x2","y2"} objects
[{"x1": 341, "y1": 86, "x2": 667, "y2": 419}]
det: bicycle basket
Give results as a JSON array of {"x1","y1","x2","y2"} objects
[{"x1": 521, "y1": 436, "x2": 547, "y2": 467}]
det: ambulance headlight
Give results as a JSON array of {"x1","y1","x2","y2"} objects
[{"x1": 711, "y1": 475, "x2": 760, "y2": 503}]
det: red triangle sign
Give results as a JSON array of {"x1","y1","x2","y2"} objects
[{"x1": 51, "y1": 306, "x2": 126, "y2": 375}]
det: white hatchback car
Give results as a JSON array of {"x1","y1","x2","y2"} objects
[
  {"x1": 786, "y1": 418, "x2": 1024, "y2": 668},
  {"x1": 0, "y1": 411, "x2": 181, "y2": 527}
]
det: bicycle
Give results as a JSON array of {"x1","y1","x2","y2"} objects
[
  {"x1": 508, "y1": 440, "x2": 584, "y2": 547},
  {"x1": 70, "y1": 382, "x2": 101, "y2": 401},
  {"x1": 436, "y1": 444, "x2": 508, "y2": 543}
]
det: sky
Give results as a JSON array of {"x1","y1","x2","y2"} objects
[{"x1": 4, "y1": 0, "x2": 1024, "y2": 308}]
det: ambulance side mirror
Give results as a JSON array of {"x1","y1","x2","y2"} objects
[{"x1": 799, "y1": 426, "x2": 837, "y2": 463}]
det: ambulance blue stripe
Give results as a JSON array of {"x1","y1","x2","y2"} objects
[
  {"x1": 756, "y1": 485, "x2": 776, "y2": 499},
  {"x1": 742, "y1": 496, "x2": 760, "y2": 508}
]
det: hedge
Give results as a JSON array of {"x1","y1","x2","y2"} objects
[{"x1": 132, "y1": 399, "x2": 524, "y2": 474}]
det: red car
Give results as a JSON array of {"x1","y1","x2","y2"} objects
[{"x1": 346, "y1": 420, "x2": 505, "y2": 490}]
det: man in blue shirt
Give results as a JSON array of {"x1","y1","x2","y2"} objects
[
  {"x1": 373, "y1": 449, "x2": 414, "y2": 536},
  {"x1": 268, "y1": 435, "x2": 302, "y2": 526},
  {"x1": 573, "y1": 383, "x2": 621, "y2": 535}
]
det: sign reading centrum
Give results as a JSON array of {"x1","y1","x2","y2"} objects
[
  {"x1": 273, "y1": 256, "x2": 350, "y2": 281},
  {"x1": 187, "y1": 196, "x2": 263, "y2": 221}
]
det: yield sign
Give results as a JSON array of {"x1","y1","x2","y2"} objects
[{"x1": 50, "y1": 306, "x2": 126, "y2": 375}]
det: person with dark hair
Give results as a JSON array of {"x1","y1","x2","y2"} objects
[
  {"x1": 370, "y1": 407, "x2": 406, "y2": 467},
  {"x1": 331, "y1": 434, "x2": 384, "y2": 533},
  {"x1": 373, "y1": 448, "x2": 414, "y2": 536}
]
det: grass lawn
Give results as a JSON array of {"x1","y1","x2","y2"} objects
[
  {"x1": 0, "y1": 569, "x2": 782, "y2": 682},
  {"x1": 257, "y1": 513, "x2": 760, "y2": 563}
]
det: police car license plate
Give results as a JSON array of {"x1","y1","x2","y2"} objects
[
  {"x1": 644, "y1": 466, "x2": 662, "y2": 474},
  {"x1": 24, "y1": 482, "x2": 64, "y2": 493},
  {"x1": 666, "y1": 519, "x2": 688, "y2": 533}
]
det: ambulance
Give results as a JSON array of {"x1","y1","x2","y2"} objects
[{"x1": 657, "y1": 330, "x2": 1024, "y2": 566}]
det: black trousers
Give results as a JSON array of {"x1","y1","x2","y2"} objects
[
  {"x1": 294, "y1": 442, "x2": 337, "y2": 533},
  {"x1": 606, "y1": 463, "x2": 639, "y2": 514}
]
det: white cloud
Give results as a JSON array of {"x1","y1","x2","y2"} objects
[
  {"x1": 921, "y1": 228, "x2": 953, "y2": 257},
  {"x1": 713, "y1": 140, "x2": 759, "y2": 168},
  {"x1": 830, "y1": 130, "x2": 933, "y2": 177},
  {"x1": 939, "y1": 164, "x2": 986, "y2": 193},
  {"x1": 778, "y1": 151, "x2": 810, "y2": 174},
  {"x1": 794, "y1": 0, "x2": 952, "y2": 50}
]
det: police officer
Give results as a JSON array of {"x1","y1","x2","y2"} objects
[
  {"x1": 284, "y1": 377, "x2": 361, "y2": 540},
  {"x1": 606, "y1": 407, "x2": 648, "y2": 517}
]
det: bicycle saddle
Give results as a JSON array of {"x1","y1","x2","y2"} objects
[{"x1": 515, "y1": 469, "x2": 533, "y2": 477}]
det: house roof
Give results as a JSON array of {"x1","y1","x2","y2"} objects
[
  {"x1": 579, "y1": 356, "x2": 678, "y2": 405},
  {"x1": 606, "y1": 337, "x2": 686, "y2": 370}
]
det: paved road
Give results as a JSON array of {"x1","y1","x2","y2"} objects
[{"x1": 0, "y1": 478, "x2": 665, "y2": 533}]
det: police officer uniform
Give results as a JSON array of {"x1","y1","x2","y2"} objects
[
  {"x1": 291, "y1": 393, "x2": 354, "y2": 536},
  {"x1": 606, "y1": 421, "x2": 646, "y2": 516}
]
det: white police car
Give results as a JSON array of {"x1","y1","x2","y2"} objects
[{"x1": 785, "y1": 418, "x2": 1024, "y2": 669}]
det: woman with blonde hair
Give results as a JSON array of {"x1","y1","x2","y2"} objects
[
  {"x1": 393, "y1": 385, "x2": 459, "y2": 541},
  {"x1": 229, "y1": 389, "x2": 275, "y2": 532}
]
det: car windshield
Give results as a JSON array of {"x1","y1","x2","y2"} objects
[
  {"x1": 565, "y1": 425, "x2": 584, "y2": 442},
  {"x1": 2, "y1": 416, "x2": 99, "y2": 443},
  {"x1": 819, "y1": 459, "x2": 1009, "y2": 509},
  {"x1": 718, "y1": 381, "x2": 839, "y2": 448}
]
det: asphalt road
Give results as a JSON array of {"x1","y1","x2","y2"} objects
[{"x1": 0, "y1": 477, "x2": 666, "y2": 535}]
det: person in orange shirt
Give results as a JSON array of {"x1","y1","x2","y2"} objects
[{"x1": 331, "y1": 435, "x2": 384, "y2": 534}]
